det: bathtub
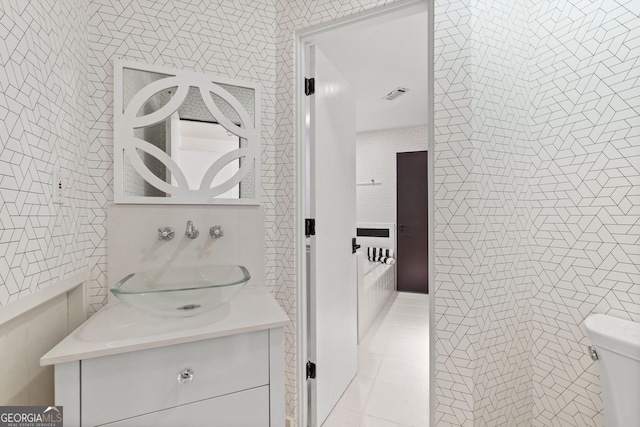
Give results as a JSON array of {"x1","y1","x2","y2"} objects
[{"x1": 355, "y1": 222, "x2": 396, "y2": 343}]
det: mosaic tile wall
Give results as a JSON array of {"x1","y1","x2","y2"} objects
[
  {"x1": 528, "y1": 0, "x2": 639, "y2": 426},
  {"x1": 432, "y1": 0, "x2": 479, "y2": 423},
  {"x1": 433, "y1": 0, "x2": 639, "y2": 426},
  {"x1": 0, "y1": 0, "x2": 92, "y2": 304},
  {"x1": 469, "y1": 1, "x2": 534, "y2": 425}
]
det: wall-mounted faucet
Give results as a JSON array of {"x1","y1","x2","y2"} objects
[
  {"x1": 209, "y1": 225, "x2": 224, "y2": 239},
  {"x1": 158, "y1": 227, "x2": 175, "y2": 241},
  {"x1": 185, "y1": 220, "x2": 199, "y2": 239}
]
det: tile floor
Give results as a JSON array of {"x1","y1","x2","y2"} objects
[{"x1": 322, "y1": 292, "x2": 430, "y2": 427}]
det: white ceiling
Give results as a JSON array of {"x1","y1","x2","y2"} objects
[{"x1": 317, "y1": 12, "x2": 428, "y2": 133}]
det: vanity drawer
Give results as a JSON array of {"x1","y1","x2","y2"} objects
[
  {"x1": 81, "y1": 330, "x2": 269, "y2": 426},
  {"x1": 100, "y1": 386, "x2": 269, "y2": 427}
]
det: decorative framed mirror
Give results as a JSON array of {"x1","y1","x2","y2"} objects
[{"x1": 113, "y1": 60, "x2": 260, "y2": 204}]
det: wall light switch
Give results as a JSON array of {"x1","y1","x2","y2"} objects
[{"x1": 52, "y1": 167, "x2": 64, "y2": 205}]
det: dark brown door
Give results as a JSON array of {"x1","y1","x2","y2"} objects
[{"x1": 396, "y1": 151, "x2": 428, "y2": 294}]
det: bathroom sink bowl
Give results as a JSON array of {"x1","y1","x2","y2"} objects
[{"x1": 111, "y1": 265, "x2": 251, "y2": 318}]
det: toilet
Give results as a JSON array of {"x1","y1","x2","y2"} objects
[{"x1": 584, "y1": 313, "x2": 640, "y2": 427}]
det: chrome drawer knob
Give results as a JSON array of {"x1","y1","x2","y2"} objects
[{"x1": 177, "y1": 368, "x2": 194, "y2": 383}]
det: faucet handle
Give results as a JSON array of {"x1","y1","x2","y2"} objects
[
  {"x1": 185, "y1": 220, "x2": 199, "y2": 239},
  {"x1": 158, "y1": 227, "x2": 175, "y2": 241},
  {"x1": 209, "y1": 225, "x2": 224, "y2": 239}
]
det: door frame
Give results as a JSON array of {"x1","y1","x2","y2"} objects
[{"x1": 294, "y1": 1, "x2": 435, "y2": 426}]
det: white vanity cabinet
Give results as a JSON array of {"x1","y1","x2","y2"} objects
[
  {"x1": 42, "y1": 287, "x2": 289, "y2": 427},
  {"x1": 101, "y1": 386, "x2": 270, "y2": 426}
]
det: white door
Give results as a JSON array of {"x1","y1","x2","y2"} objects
[{"x1": 308, "y1": 45, "x2": 358, "y2": 426}]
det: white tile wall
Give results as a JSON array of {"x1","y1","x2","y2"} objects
[
  {"x1": 356, "y1": 126, "x2": 428, "y2": 224},
  {"x1": 529, "y1": 1, "x2": 639, "y2": 426},
  {"x1": 434, "y1": 0, "x2": 639, "y2": 426},
  {"x1": 471, "y1": 1, "x2": 534, "y2": 426},
  {"x1": 0, "y1": 0, "x2": 92, "y2": 304},
  {"x1": 433, "y1": 0, "x2": 480, "y2": 423}
]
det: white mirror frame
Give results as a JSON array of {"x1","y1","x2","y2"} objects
[{"x1": 113, "y1": 60, "x2": 261, "y2": 205}]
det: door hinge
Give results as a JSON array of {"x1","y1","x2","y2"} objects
[
  {"x1": 306, "y1": 361, "x2": 316, "y2": 380},
  {"x1": 305, "y1": 218, "x2": 316, "y2": 237},
  {"x1": 305, "y1": 77, "x2": 315, "y2": 96}
]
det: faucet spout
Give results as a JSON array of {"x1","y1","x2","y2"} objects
[{"x1": 185, "y1": 220, "x2": 199, "y2": 239}]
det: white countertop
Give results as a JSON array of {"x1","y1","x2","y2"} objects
[{"x1": 41, "y1": 286, "x2": 289, "y2": 366}]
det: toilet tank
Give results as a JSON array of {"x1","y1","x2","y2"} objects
[{"x1": 584, "y1": 314, "x2": 640, "y2": 427}]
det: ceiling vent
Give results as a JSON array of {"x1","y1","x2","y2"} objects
[{"x1": 383, "y1": 87, "x2": 409, "y2": 101}]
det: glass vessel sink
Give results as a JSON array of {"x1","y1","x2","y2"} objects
[{"x1": 111, "y1": 265, "x2": 251, "y2": 317}]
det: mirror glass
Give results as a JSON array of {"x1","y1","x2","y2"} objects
[{"x1": 114, "y1": 63, "x2": 260, "y2": 204}]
